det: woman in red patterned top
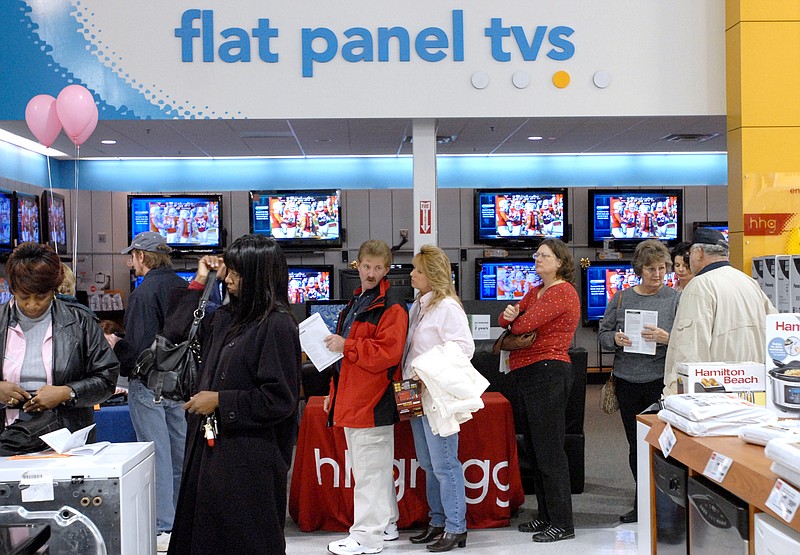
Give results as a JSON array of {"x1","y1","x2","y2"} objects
[{"x1": 497, "y1": 238, "x2": 579, "y2": 543}]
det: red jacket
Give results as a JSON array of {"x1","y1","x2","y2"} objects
[{"x1": 328, "y1": 279, "x2": 409, "y2": 428}]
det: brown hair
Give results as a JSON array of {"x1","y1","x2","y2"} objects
[
  {"x1": 357, "y1": 239, "x2": 392, "y2": 268},
  {"x1": 6, "y1": 242, "x2": 64, "y2": 295},
  {"x1": 412, "y1": 245, "x2": 461, "y2": 308},
  {"x1": 136, "y1": 250, "x2": 173, "y2": 270},
  {"x1": 540, "y1": 238, "x2": 575, "y2": 283},
  {"x1": 632, "y1": 239, "x2": 672, "y2": 277}
]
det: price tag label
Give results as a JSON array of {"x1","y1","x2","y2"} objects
[
  {"x1": 20, "y1": 472, "x2": 54, "y2": 502},
  {"x1": 702, "y1": 451, "x2": 733, "y2": 483},
  {"x1": 658, "y1": 422, "x2": 677, "y2": 458},
  {"x1": 766, "y1": 479, "x2": 800, "y2": 523}
]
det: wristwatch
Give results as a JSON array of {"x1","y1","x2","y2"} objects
[{"x1": 65, "y1": 386, "x2": 76, "y2": 405}]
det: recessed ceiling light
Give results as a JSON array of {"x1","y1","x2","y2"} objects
[
  {"x1": 101, "y1": 139, "x2": 117, "y2": 145},
  {"x1": 527, "y1": 136, "x2": 543, "y2": 141}
]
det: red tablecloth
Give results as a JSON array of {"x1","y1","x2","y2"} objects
[{"x1": 289, "y1": 392, "x2": 524, "y2": 532}]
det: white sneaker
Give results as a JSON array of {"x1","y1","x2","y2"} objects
[
  {"x1": 383, "y1": 522, "x2": 399, "y2": 541},
  {"x1": 156, "y1": 531, "x2": 171, "y2": 553},
  {"x1": 327, "y1": 536, "x2": 382, "y2": 555}
]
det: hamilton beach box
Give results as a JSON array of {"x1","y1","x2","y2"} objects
[
  {"x1": 675, "y1": 361, "x2": 765, "y2": 406},
  {"x1": 766, "y1": 313, "x2": 800, "y2": 418}
]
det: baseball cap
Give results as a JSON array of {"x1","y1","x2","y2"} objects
[
  {"x1": 121, "y1": 232, "x2": 173, "y2": 254},
  {"x1": 690, "y1": 227, "x2": 728, "y2": 248}
]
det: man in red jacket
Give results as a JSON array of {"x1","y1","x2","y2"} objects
[{"x1": 323, "y1": 240, "x2": 409, "y2": 555}]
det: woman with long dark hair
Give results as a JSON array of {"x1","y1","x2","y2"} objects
[{"x1": 166, "y1": 234, "x2": 302, "y2": 555}]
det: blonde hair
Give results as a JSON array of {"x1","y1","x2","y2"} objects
[
  {"x1": 412, "y1": 245, "x2": 461, "y2": 309},
  {"x1": 58, "y1": 263, "x2": 76, "y2": 296},
  {"x1": 357, "y1": 239, "x2": 392, "y2": 267}
]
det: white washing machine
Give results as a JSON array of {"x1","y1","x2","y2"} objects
[{"x1": 754, "y1": 513, "x2": 800, "y2": 555}]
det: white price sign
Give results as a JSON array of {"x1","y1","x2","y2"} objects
[
  {"x1": 702, "y1": 451, "x2": 733, "y2": 483},
  {"x1": 766, "y1": 479, "x2": 800, "y2": 523}
]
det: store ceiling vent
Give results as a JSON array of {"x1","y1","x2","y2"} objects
[{"x1": 662, "y1": 133, "x2": 720, "y2": 143}]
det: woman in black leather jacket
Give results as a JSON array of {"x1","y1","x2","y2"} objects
[{"x1": 0, "y1": 243, "x2": 119, "y2": 441}]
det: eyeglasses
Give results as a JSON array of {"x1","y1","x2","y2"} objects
[{"x1": 532, "y1": 252, "x2": 554, "y2": 260}]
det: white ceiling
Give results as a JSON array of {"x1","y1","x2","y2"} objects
[{"x1": 0, "y1": 115, "x2": 727, "y2": 159}]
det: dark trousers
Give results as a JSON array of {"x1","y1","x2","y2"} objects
[
  {"x1": 616, "y1": 376, "x2": 663, "y2": 481},
  {"x1": 513, "y1": 359, "x2": 574, "y2": 530}
]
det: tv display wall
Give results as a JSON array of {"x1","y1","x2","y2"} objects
[
  {"x1": 41, "y1": 190, "x2": 68, "y2": 253},
  {"x1": 475, "y1": 258, "x2": 542, "y2": 301},
  {"x1": 15, "y1": 191, "x2": 41, "y2": 245},
  {"x1": 0, "y1": 190, "x2": 13, "y2": 252},
  {"x1": 128, "y1": 194, "x2": 223, "y2": 252},
  {"x1": 588, "y1": 189, "x2": 682, "y2": 249},
  {"x1": 288, "y1": 265, "x2": 333, "y2": 303},
  {"x1": 250, "y1": 190, "x2": 342, "y2": 249}
]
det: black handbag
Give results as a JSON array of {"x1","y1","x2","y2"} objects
[
  {"x1": 0, "y1": 410, "x2": 60, "y2": 455},
  {"x1": 132, "y1": 271, "x2": 217, "y2": 402}
]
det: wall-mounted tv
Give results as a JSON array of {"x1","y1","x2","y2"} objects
[
  {"x1": 588, "y1": 189, "x2": 682, "y2": 250},
  {"x1": 692, "y1": 221, "x2": 728, "y2": 243},
  {"x1": 128, "y1": 194, "x2": 223, "y2": 252},
  {"x1": 474, "y1": 189, "x2": 568, "y2": 246},
  {"x1": 249, "y1": 190, "x2": 342, "y2": 250},
  {"x1": 131, "y1": 268, "x2": 196, "y2": 291},
  {"x1": 306, "y1": 300, "x2": 350, "y2": 333},
  {"x1": 0, "y1": 190, "x2": 14, "y2": 253},
  {"x1": 14, "y1": 191, "x2": 41, "y2": 245},
  {"x1": 288, "y1": 265, "x2": 334, "y2": 304},
  {"x1": 41, "y1": 190, "x2": 68, "y2": 254},
  {"x1": 581, "y1": 260, "x2": 676, "y2": 326},
  {"x1": 475, "y1": 258, "x2": 542, "y2": 301}
]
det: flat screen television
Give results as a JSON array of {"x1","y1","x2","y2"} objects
[
  {"x1": 588, "y1": 189, "x2": 682, "y2": 250},
  {"x1": 581, "y1": 260, "x2": 676, "y2": 325},
  {"x1": 131, "y1": 268, "x2": 196, "y2": 290},
  {"x1": 14, "y1": 191, "x2": 41, "y2": 245},
  {"x1": 41, "y1": 190, "x2": 68, "y2": 254},
  {"x1": 0, "y1": 277, "x2": 10, "y2": 305},
  {"x1": 475, "y1": 258, "x2": 542, "y2": 301},
  {"x1": 288, "y1": 265, "x2": 334, "y2": 304},
  {"x1": 306, "y1": 300, "x2": 349, "y2": 333},
  {"x1": 0, "y1": 190, "x2": 14, "y2": 252},
  {"x1": 474, "y1": 188, "x2": 568, "y2": 246},
  {"x1": 128, "y1": 194, "x2": 223, "y2": 252},
  {"x1": 249, "y1": 190, "x2": 342, "y2": 249},
  {"x1": 692, "y1": 221, "x2": 728, "y2": 243}
]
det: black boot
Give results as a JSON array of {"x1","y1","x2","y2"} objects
[
  {"x1": 427, "y1": 532, "x2": 467, "y2": 552},
  {"x1": 410, "y1": 526, "x2": 444, "y2": 544}
]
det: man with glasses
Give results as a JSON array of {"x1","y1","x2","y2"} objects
[
  {"x1": 115, "y1": 231, "x2": 189, "y2": 553},
  {"x1": 663, "y1": 227, "x2": 777, "y2": 396}
]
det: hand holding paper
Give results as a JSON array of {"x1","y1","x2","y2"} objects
[
  {"x1": 40, "y1": 424, "x2": 109, "y2": 455},
  {"x1": 299, "y1": 313, "x2": 344, "y2": 372}
]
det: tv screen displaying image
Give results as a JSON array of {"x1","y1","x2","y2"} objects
[
  {"x1": 0, "y1": 190, "x2": 13, "y2": 251},
  {"x1": 693, "y1": 221, "x2": 728, "y2": 243},
  {"x1": 588, "y1": 189, "x2": 682, "y2": 249},
  {"x1": 250, "y1": 190, "x2": 342, "y2": 249},
  {"x1": 128, "y1": 194, "x2": 223, "y2": 251},
  {"x1": 475, "y1": 258, "x2": 542, "y2": 301},
  {"x1": 306, "y1": 300, "x2": 349, "y2": 333},
  {"x1": 14, "y1": 191, "x2": 41, "y2": 245},
  {"x1": 41, "y1": 190, "x2": 68, "y2": 253},
  {"x1": 474, "y1": 189, "x2": 567, "y2": 246},
  {"x1": 132, "y1": 268, "x2": 196, "y2": 290},
  {"x1": 582, "y1": 261, "x2": 677, "y2": 325},
  {"x1": 288, "y1": 265, "x2": 333, "y2": 304},
  {"x1": 0, "y1": 277, "x2": 10, "y2": 305}
]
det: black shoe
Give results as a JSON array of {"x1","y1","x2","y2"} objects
[
  {"x1": 531, "y1": 525, "x2": 575, "y2": 543},
  {"x1": 427, "y1": 532, "x2": 467, "y2": 552},
  {"x1": 410, "y1": 526, "x2": 444, "y2": 544},
  {"x1": 620, "y1": 509, "x2": 638, "y2": 523},
  {"x1": 517, "y1": 519, "x2": 549, "y2": 533}
]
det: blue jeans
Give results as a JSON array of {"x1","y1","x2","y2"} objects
[
  {"x1": 410, "y1": 415, "x2": 466, "y2": 534},
  {"x1": 128, "y1": 379, "x2": 187, "y2": 532}
]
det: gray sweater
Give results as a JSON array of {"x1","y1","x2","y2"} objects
[{"x1": 597, "y1": 286, "x2": 680, "y2": 383}]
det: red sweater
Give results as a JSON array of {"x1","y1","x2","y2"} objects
[{"x1": 497, "y1": 282, "x2": 580, "y2": 370}]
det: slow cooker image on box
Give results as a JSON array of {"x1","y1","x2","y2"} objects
[{"x1": 769, "y1": 359, "x2": 800, "y2": 411}]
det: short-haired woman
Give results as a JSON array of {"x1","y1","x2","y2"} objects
[
  {"x1": 0, "y1": 242, "x2": 118, "y2": 452},
  {"x1": 597, "y1": 239, "x2": 680, "y2": 524},
  {"x1": 499, "y1": 239, "x2": 580, "y2": 543}
]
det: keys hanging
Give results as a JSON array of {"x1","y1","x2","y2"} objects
[{"x1": 203, "y1": 414, "x2": 218, "y2": 447}]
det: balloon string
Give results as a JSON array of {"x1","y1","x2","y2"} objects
[{"x1": 72, "y1": 144, "x2": 80, "y2": 272}]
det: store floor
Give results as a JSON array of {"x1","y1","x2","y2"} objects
[{"x1": 285, "y1": 383, "x2": 639, "y2": 554}]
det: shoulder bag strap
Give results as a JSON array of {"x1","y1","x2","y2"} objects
[{"x1": 186, "y1": 270, "x2": 217, "y2": 342}]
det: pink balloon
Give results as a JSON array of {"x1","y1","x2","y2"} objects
[
  {"x1": 73, "y1": 104, "x2": 99, "y2": 146},
  {"x1": 56, "y1": 85, "x2": 97, "y2": 144},
  {"x1": 25, "y1": 94, "x2": 62, "y2": 147}
]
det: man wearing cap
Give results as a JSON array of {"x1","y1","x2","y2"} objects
[
  {"x1": 116, "y1": 231, "x2": 189, "y2": 552},
  {"x1": 663, "y1": 227, "x2": 777, "y2": 395}
]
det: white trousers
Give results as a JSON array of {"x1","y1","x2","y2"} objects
[{"x1": 344, "y1": 425, "x2": 399, "y2": 549}]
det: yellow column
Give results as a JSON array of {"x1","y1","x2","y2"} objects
[{"x1": 726, "y1": 1, "x2": 800, "y2": 270}]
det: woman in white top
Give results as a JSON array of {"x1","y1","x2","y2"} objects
[{"x1": 403, "y1": 245, "x2": 475, "y2": 552}]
